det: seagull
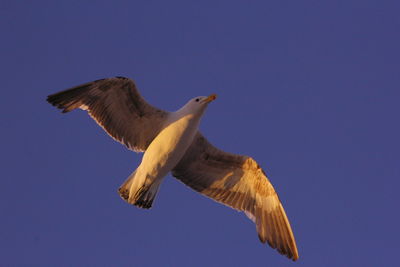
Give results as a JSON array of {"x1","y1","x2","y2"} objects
[{"x1": 47, "y1": 76, "x2": 299, "y2": 261}]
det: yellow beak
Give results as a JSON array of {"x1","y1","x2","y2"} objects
[{"x1": 202, "y1": 93, "x2": 217, "y2": 103}]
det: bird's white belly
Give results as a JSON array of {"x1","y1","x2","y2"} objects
[{"x1": 138, "y1": 114, "x2": 200, "y2": 181}]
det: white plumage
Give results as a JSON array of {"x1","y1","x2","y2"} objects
[{"x1": 119, "y1": 94, "x2": 216, "y2": 208}]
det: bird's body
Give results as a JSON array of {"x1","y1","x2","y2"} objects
[
  {"x1": 47, "y1": 77, "x2": 299, "y2": 261},
  {"x1": 120, "y1": 98, "x2": 210, "y2": 208}
]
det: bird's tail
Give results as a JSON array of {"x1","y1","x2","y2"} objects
[{"x1": 118, "y1": 169, "x2": 160, "y2": 209}]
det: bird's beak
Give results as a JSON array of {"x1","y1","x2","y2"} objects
[{"x1": 202, "y1": 94, "x2": 217, "y2": 103}]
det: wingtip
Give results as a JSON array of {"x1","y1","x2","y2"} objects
[
  {"x1": 261, "y1": 236, "x2": 299, "y2": 261},
  {"x1": 290, "y1": 250, "x2": 299, "y2": 261},
  {"x1": 46, "y1": 93, "x2": 63, "y2": 110},
  {"x1": 280, "y1": 247, "x2": 299, "y2": 261},
  {"x1": 256, "y1": 216, "x2": 299, "y2": 261},
  {"x1": 258, "y1": 233, "x2": 267, "y2": 244},
  {"x1": 291, "y1": 245, "x2": 300, "y2": 261},
  {"x1": 115, "y1": 76, "x2": 129, "y2": 80},
  {"x1": 46, "y1": 94, "x2": 55, "y2": 105}
]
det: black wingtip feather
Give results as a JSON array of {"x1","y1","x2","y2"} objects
[
  {"x1": 115, "y1": 76, "x2": 129, "y2": 80},
  {"x1": 46, "y1": 82, "x2": 94, "y2": 112}
]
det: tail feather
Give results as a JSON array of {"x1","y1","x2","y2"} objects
[
  {"x1": 132, "y1": 185, "x2": 158, "y2": 209},
  {"x1": 118, "y1": 170, "x2": 137, "y2": 201},
  {"x1": 118, "y1": 170, "x2": 160, "y2": 209}
]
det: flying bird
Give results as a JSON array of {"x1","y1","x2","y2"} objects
[{"x1": 47, "y1": 77, "x2": 299, "y2": 261}]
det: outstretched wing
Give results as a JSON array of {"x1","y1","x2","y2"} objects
[
  {"x1": 172, "y1": 133, "x2": 299, "y2": 261},
  {"x1": 47, "y1": 77, "x2": 169, "y2": 152}
]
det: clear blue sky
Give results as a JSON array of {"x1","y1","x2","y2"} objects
[{"x1": 1, "y1": 1, "x2": 399, "y2": 266}]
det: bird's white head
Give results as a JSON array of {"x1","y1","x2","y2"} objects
[{"x1": 179, "y1": 94, "x2": 217, "y2": 115}]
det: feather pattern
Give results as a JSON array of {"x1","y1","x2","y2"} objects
[
  {"x1": 172, "y1": 133, "x2": 299, "y2": 261},
  {"x1": 47, "y1": 77, "x2": 168, "y2": 152}
]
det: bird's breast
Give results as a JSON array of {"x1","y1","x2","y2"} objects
[{"x1": 139, "y1": 114, "x2": 201, "y2": 178}]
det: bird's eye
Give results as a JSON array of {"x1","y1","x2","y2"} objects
[{"x1": 195, "y1": 98, "x2": 200, "y2": 102}]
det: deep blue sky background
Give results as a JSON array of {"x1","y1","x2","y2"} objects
[{"x1": 1, "y1": 1, "x2": 399, "y2": 266}]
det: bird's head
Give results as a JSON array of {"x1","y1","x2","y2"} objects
[
  {"x1": 192, "y1": 94, "x2": 217, "y2": 105},
  {"x1": 180, "y1": 94, "x2": 217, "y2": 115}
]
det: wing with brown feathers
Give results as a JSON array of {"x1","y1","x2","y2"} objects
[
  {"x1": 47, "y1": 77, "x2": 168, "y2": 152},
  {"x1": 172, "y1": 133, "x2": 299, "y2": 261}
]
